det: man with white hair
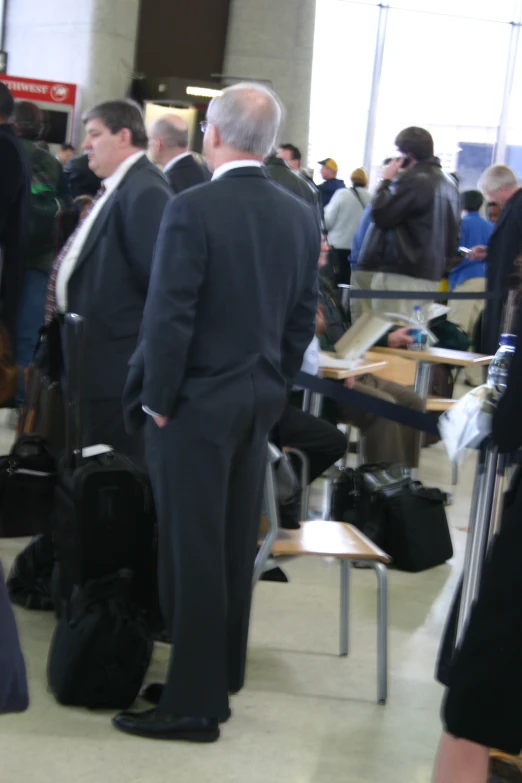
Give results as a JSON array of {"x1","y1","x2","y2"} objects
[
  {"x1": 117, "y1": 83, "x2": 320, "y2": 742},
  {"x1": 468, "y1": 164, "x2": 522, "y2": 353},
  {"x1": 149, "y1": 114, "x2": 210, "y2": 192}
]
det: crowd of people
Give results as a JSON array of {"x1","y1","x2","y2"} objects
[{"x1": 2, "y1": 74, "x2": 522, "y2": 772}]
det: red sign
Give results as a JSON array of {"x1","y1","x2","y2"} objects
[{"x1": 0, "y1": 75, "x2": 76, "y2": 106}]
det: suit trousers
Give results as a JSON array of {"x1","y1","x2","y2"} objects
[
  {"x1": 279, "y1": 396, "x2": 347, "y2": 483},
  {"x1": 145, "y1": 382, "x2": 269, "y2": 718}
]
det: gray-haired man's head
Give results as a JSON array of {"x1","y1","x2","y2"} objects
[
  {"x1": 478, "y1": 164, "x2": 519, "y2": 209},
  {"x1": 149, "y1": 114, "x2": 190, "y2": 167},
  {"x1": 203, "y1": 82, "x2": 284, "y2": 171}
]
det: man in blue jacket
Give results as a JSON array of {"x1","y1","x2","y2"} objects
[{"x1": 318, "y1": 157, "x2": 345, "y2": 207}]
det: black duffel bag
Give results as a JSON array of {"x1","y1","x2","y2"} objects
[
  {"x1": 47, "y1": 569, "x2": 153, "y2": 709},
  {"x1": 7, "y1": 534, "x2": 55, "y2": 611},
  {"x1": 331, "y1": 463, "x2": 453, "y2": 572},
  {"x1": 0, "y1": 435, "x2": 56, "y2": 538}
]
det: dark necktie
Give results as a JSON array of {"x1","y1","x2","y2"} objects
[{"x1": 45, "y1": 184, "x2": 106, "y2": 324}]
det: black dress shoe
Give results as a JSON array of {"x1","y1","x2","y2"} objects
[
  {"x1": 112, "y1": 708, "x2": 220, "y2": 743},
  {"x1": 140, "y1": 684, "x2": 231, "y2": 723}
]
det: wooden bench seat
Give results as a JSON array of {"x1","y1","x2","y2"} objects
[
  {"x1": 258, "y1": 520, "x2": 390, "y2": 704},
  {"x1": 270, "y1": 519, "x2": 390, "y2": 563}
]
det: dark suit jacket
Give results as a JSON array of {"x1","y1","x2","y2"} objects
[
  {"x1": 66, "y1": 154, "x2": 172, "y2": 401},
  {"x1": 64, "y1": 153, "x2": 102, "y2": 198},
  {"x1": 0, "y1": 124, "x2": 30, "y2": 346},
  {"x1": 482, "y1": 188, "x2": 522, "y2": 355},
  {"x1": 164, "y1": 153, "x2": 211, "y2": 194},
  {"x1": 265, "y1": 156, "x2": 320, "y2": 208},
  {"x1": 124, "y1": 166, "x2": 320, "y2": 433}
]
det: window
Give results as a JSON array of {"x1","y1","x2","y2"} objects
[
  {"x1": 371, "y1": 9, "x2": 511, "y2": 187},
  {"x1": 311, "y1": 0, "x2": 522, "y2": 190},
  {"x1": 308, "y1": 0, "x2": 379, "y2": 181}
]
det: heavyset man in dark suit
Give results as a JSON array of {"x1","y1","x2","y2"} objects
[
  {"x1": 0, "y1": 83, "x2": 30, "y2": 355},
  {"x1": 149, "y1": 114, "x2": 210, "y2": 193},
  {"x1": 116, "y1": 83, "x2": 320, "y2": 742},
  {"x1": 46, "y1": 100, "x2": 171, "y2": 464}
]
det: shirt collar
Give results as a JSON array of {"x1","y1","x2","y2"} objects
[
  {"x1": 212, "y1": 159, "x2": 263, "y2": 181},
  {"x1": 163, "y1": 150, "x2": 192, "y2": 173},
  {"x1": 103, "y1": 151, "x2": 146, "y2": 193}
]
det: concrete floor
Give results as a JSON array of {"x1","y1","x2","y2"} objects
[{"x1": 0, "y1": 416, "x2": 473, "y2": 783}]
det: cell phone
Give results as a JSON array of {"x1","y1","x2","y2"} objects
[
  {"x1": 400, "y1": 154, "x2": 411, "y2": 169},
  {"x1": 458, "y1": 246, "x2": 471, "y2": 255}
]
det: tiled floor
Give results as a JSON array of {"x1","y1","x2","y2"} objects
[{"x1": 0, "y1": 413, "x2": 474, "y2": 783}]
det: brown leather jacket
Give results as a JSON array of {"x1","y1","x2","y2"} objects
[{"x1": 357, "y1": 158, "x2": 460, "y2": 282}]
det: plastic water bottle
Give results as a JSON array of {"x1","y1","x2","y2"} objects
[
  {"x1": 408, "y1": 305, "x2": 427, "y2": 351},
  {"x1": 487, "y1": 334, "x2": 517, "y2": 394}
]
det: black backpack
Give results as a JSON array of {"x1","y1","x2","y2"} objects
[
  {"x1": 47, "y1": 570, "x2": 153, "y2": 709},
  {"x1": 7, "y1": 534, "x2": 55, "y2": 611}
]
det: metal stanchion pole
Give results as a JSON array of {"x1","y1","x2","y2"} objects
[
  {"x1": 488, "y1": 453, "x2": 508, "y2": 544},
  {"x1": 456, "y1": 442, "x2": 499, "y2": 643}
]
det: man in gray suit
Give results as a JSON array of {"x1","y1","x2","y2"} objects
[
  {"x1": 116, "y1": 83, "x2": 320, "y2": 742},
  {"x1": 46, "y1": 100, "x2": 171, "y2": 463}
]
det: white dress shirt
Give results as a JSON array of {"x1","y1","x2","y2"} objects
[
  {"x1": 293, "y1": 337, "x2": 320, "y2": 392},
  {"x1": 211, "y1": 159, "x2": 263, "y2": 180},
  {"x1": 55, "y1": 151, "x2": 146, "y2": 312},
  {"x1": 163, "y1": 150, "x2": 193, "y2": 174}
]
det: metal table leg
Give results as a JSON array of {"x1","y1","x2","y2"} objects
[
  {"x1": 253, "y1": 449, "x2": 280, "y2": 587},
  {"x1": 372, "y1": 561, "x2": 388, "y2": 705},
  {"x1": 410, "y1": 361, "x2": 433, "y2": 481},
  {"x1": 310, "y1": 391, "x2": 323, "y2": 418},
  {"x1": 413, "y1": 361, "x2": 433, "y2": 403},
  {"x1": 302, "y1": 389, "x2": 311, "y2": 413},
  {"x1": 339, "y1": 560, "x2": 351, "y2": 657}
]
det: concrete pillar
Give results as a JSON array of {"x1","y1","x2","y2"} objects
[
  {"x1": 4, "y1": 0, "x2": 140, "y2": 142},
  {"x1": 223, "y1": 0, "x2": 317, "y2": 162}
]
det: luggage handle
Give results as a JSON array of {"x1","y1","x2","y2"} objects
[{"x1": 64, "y1": 313, "x2": 85, "y2": 470}]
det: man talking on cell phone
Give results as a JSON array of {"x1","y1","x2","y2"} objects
[
  {"x1": 357, "y1": 126, "x2": 460, "y2": 315},
  {"x1": 117, "y1": 82, "x2": 319, "y2": 743}
]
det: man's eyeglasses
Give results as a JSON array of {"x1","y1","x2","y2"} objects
[{"x1": 200, "y1": 121, "x2": 209, "y2": 134}]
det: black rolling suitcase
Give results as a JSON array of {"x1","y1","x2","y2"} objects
[{"x1": 52, "y1": 313, "x2": 155, "y2": 614}]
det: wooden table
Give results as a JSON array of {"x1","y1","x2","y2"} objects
[
  {"x1": 304, "y1": 356, "x2": 388, "y2": 416},
  {"x1": 370, "y1": 345, "x2": 494, "y2": 402}
]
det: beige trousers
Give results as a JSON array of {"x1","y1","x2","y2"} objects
[
  {"x1": 371, "y1": 272, "x2": 439, "y2": 317},
  {"x1": 351, "y1": 270, "x2": 375, "y2": 322},
  {"x1": 450, "y1": 277, "x2": 486, "y2": 386},
  {"x1": 335, "y1": 374, "x2": 423, "y2": 468}
]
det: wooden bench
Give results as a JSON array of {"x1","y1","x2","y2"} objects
[{"x1": 259, "y1": 518, "x2": 391, "y2": 705}]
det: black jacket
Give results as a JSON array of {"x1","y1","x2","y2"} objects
[
  {"x1": 66, "y1": 155, "x2": 172, "y2": 401},
  {"x1": 164, "y1": 153, "x2": 211, "y2": 194},
  {"x1": 0, "y1": 124, "x2": 31, "y2": 346},
  {"x1": 482, "y1": 188, "x2": 522, "y2": 355},
  {"x1": 64, "y1": 153, "x2": 102, "y2": 198},
  {"x1": 265, "y1": 156, "x2": 321, "y2": 213},
  {"x1": 123, "y1": 166, "x2": 320, "y2": 433},
  {"x1": 358, "y1": 157, "x2": 460, "y2": 282}
]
